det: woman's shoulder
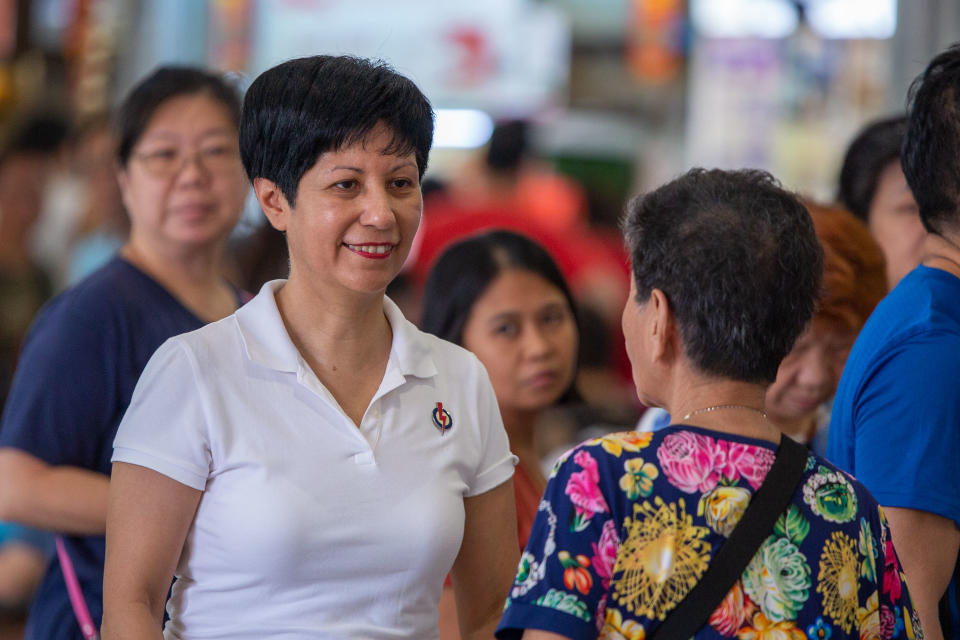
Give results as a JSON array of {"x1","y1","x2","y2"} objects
[
  {"x1": 547, "y1": 426, "x2": 780, "y2": 482},
  {"x1": 157, "y1": 312, "x2": 241, "y2": 365},
  {"x1": 797, "y1": 451, "x2": 887, "y2": 525},
  {"x1": 546, "y1": 430, "x2": 659, "y2": 491},
  {"x1": 22, "y1": 258, "x2": 146, "y2": 345},
  {"x1": 576, "y1": 430, "x2": 658, "y2": 463},
  {"x1": 43, "y1": 256, "x2": 173, "y2": 322},
  {"x1": 404, "y1": 320, "x2": 490, "y2": 378}
]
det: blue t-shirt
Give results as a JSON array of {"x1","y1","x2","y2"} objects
[
  {"x1": 828, "y1": 264, "x2": 960, "y2": 635},
  {"x1": 0, "y1": 256, "x2": 207, "y2": 640},
  {"x1": 497, "y1": 427, "x2": 920, "y2": 640}
]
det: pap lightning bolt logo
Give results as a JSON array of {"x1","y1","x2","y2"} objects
[{"x1": 432, "y1": 402, "x2": 453, "y2": 436}]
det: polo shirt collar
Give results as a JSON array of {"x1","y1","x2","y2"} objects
[
  {"x1": 235, "y1": 280, "x2": 438, "y2": 380},
  {"x1": 383, "y1": 296, "x2": 438, "y2": 380},
  {"x1": 235, "y1": 280, "x2": 300, "y2": 373}
]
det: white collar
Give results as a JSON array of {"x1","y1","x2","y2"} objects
[{"x1": 235, "y1": 280, "x2": 437, "y2": 379}]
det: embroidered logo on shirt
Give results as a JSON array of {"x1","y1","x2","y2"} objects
[{"x1": 432, "y1": 402, "x2": 453, "y2": 436}]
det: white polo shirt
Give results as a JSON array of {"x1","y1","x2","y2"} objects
[{"x1": 113, "y1": 281, "x2": 516, "y2": 640}]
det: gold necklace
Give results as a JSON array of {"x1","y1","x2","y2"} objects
[{"x1": 682, "y1": 404, "x2": 768, "y2": 421}]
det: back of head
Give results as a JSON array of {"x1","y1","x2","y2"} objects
[
  {"x1": 837, "y1": 116, "x2": 906, "y2": 222},
  {"x1": 421, "y1": 229, "x2": 575, "y2": 346},
  {"x1": 115, "y1": 66, "x2": 242, "y2": 167},
  {"x1": 805, "y1": 201, "x2": 887, "y2": 333},
  {"x1": 485, "y1": 120, "x2": 529, "y2": 173},
  {"x1": 903, "y1": 43, "x2": 960, "y2": 235},
  {"x1": 622, "y1": 168, "x2": 823, "y2": 384},
  {"x1": 239, "y1": 55, "x2": 435, "y2": 207}
]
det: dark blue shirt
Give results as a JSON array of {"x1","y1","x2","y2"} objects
[{"x1": 0, "y1": 256, "x2": 207, "y2": 640}]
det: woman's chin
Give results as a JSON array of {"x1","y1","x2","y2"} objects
[{"x1": 166, "y1": 222, "x2": 235, "y2": 249}]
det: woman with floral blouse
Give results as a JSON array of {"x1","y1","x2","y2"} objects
[{"x1": 496, "y1": 168, "x2": 921, "y2": 640}]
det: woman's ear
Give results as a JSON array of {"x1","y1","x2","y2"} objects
[
  {"x1": 648, "y1": 288, "x2": 675, "y2": 363},
  {"x1": 252, "y1": 177, "x2": 291, "y2": 232},
  {"x1": 116, "y1": 164, "x2": 133, "y2": 215}
]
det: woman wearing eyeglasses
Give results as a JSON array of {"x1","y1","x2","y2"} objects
[{"x1": 0, "y1": 67, "x2": 248, "y2": 640}]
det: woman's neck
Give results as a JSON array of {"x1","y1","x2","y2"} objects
[
  {"x1": 922, "y1": 230, "x2": 960, "y2": 279},
  {"x1": 121, "y1": 236, "x2": 233, "y2": 322},
  {"x1": 666, "y1": 376, "x2": 781, "y2": 444},
  {"x1": 274, "y1": 275, "x2": 392, "y2": 376}
]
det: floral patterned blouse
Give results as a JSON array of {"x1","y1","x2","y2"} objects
[{"x1": 496, "y1": 426, "x2": 922, "y2": 640}]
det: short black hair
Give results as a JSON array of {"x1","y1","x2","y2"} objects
[
  {"x1": 421, "y1": 229, "x2": 577, "y2": 348},
  {"x1": 116, "y1": 66, "x2": 242, "y2": 167},
  {"x1": 902, "y1": 43, "x2": 960, "y2": 235},
  {"x1": 837, "y1": 116, "x2": 907, "y2": 222},
  {"x1": 239, "y1": 55, "x2": 434, "y2": 207},
  {"x1": 622, "y1": 168, "x2": 822, "y2": 385}
]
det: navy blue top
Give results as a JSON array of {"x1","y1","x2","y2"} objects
[{"x1": 0, "y1": 256, "x2": 209, "y2": 640}]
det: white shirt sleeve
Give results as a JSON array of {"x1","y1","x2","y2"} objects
[
  {"x1": 465, "y1": 356, "x2": 517, "y2": 497},
  {"x1": 112, "y1": 338, "x2": 211, "y2": 491}
]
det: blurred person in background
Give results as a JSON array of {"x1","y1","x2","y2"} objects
[
  {"x1": 441, "y1": 120, "x2": 585, "y2": 237},
  {"x1": 0, "y1": 66, "x2": 249, "y2": 640},
  {"x1": 64, "y1": 115, "x2": 128, "y2": 285},
  {"x1": 829, "y1": 44, "x2": 960, "y2": 640},
  {"x1": 0, "y1": 113, "x2": 69, "y2": 411},
  {"x1": 421, "y1": 230, "x2": 580, "y2": 639},
  {"x1": 414, "y1": 120, "x2": 629, "y2": 316},
  {"x1": 413, "y1": 120, "x2": 635, "y2": 421},
  {"x1": 497, "y1": 168, "x2": 919, "y2": 640},
  {"x1": 103, "y1": 55, "x2": 517, "y2": 640},
  {"x1": 761, "y1": 201, "x2": 886, "y2": 452},
  {"x1": 0, "y1": 112, "x2": 66, "y2": 640},
  {"x1": 838, "y1": 115, "x2": 923, "y2": 288},
  {"x1": 638, "y1": 201, "x2": 886, "y2": 457}
]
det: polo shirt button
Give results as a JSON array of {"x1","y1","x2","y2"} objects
[{"x1": 353, "y1": 451, "x2": 375, "y2": 465}]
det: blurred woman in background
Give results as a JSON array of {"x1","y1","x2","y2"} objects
[
  {"x1": 838, "y1": 116, "x2": 923, "y2": 288},
  {"x1": 423, "y1": 230, "x2": 579, "y2": 545},
  {"x1": 422, "y1": 230, "x2": 579, "y2": 639},
  {"x1": 763, "y1": 201, "x2": 886, "y2": 451},
  {"x1": 0, "y1": 66, "x2": 248, "y2": 640}
]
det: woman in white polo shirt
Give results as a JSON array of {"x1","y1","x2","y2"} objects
[{"x1": 102, "y1": 55, "x2": 519, "y2": 640}]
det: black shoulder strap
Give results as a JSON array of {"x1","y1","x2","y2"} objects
[{"x1": 649, "y1": 433, "x2": 809, "y2": 640}]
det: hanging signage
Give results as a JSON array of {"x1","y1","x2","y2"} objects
[{"x1": 248, "y1": 0, "x2": 570, "y2": 115}]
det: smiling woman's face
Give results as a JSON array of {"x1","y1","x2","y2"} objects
[
  {"x1": 276, "y1": 123, "x2": 422, "y2": 298},
  {"x1": 461, "y1": 268, "x2": 578, "y2": 419}
]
